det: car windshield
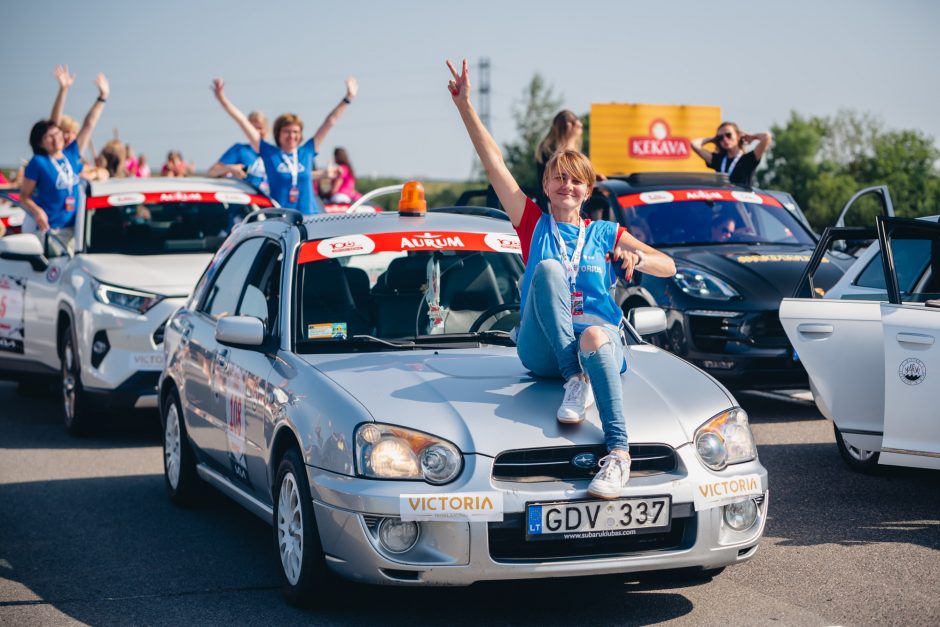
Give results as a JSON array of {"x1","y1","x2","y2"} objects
[
  {"x1": 294, "y1": 230, "x2": 525, "y2": 351},
  {"x1": 84, "y1": 191, "x2": 272, "y2": 255},
  {"x1": 616, "y1": 189, "x2": 814, "y2": 247}
]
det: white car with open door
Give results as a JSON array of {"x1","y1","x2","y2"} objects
[
  {"x1": 0, "y1": 177, "x2": 274, "y2": 434},
  {"x1": 780, "y1": 212, "x2": 940, "y2": 472}
]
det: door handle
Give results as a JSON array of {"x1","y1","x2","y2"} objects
[
  {"x1": 896, "y1": 332, "x2": 934, "y2": 346},
  {"x1": 797, "y1": 323, "x2": 834, "y2": 335},
  {"x1": 179, "y1": 324, "x2": 192, "y2": 344}
]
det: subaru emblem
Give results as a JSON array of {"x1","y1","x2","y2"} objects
[{"x1": 572, "y1": 453, "x2": 597, "y2": 469}]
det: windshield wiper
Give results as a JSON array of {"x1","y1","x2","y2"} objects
[
  {"x1": 412, "y1": 330, "x2": 515, "y2": 346},
  {"x1": 298, "y1": 335, "x2": 416, "y2": 351},
  {"x1": 351, "y1": 334, "x2": 416, "y2": 348}
]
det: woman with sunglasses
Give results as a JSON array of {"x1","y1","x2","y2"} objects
[
  {"x1": 691, "y1": 122, "x2": 772, "y2": 187},
  {"x1": 446, "y1": 59, "x2": 676, "y2": 499}
]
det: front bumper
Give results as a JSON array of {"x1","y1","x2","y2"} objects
[
  {"x1": 663, "y1": 308, "x2": 807, "y2": 389},
  {"x1": 308, "y1": 446, "x2": 768, "y2": 586}
]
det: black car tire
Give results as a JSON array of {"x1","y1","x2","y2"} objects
[
  {"x1": 834, "y1": 423, "x2": 881, "y2": 474},
  {"x1": 274, "y1": 448, "x2": 340, "y2": 607},
  {"x1": 162, "y1": 388, "x2": 202, "y2": 505},
  {"x1": 61, "y1": 325, "x2": 96, "y2": 436}
]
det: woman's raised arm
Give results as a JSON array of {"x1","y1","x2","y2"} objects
[
  {"x1": 312, "y1": 77, "x2": 357, "y2": 148},
  {"x1": 447, "y1": 59, "x2": 527, "y2": 226},
  {"x1": 211, "y1": 78, "x2": 260, "y2": 152},
  {"x1": 75, "y1": 73, "x2": 109, "y2": 155},
  {"x1": 50, "y1": 64, "x2": 74, "y2": 126}
]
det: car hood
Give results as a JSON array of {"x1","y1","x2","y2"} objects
[
  {"x1": 666, "y1": 243, "x2": 850, "y2": 301},
  {"x1": 301, "y1": 345, "x2": 733, "y2": 456},
  {"x1": 79, "y1": 253, "x2": 212, "y2": 296}
]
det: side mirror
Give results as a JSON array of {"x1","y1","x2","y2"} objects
[
  {"x1": 216, "y1": 315, "x2": 265, "y2": 348},
  {"x1": 0, "y1": 233, "x2": 49, "y2": 271},
  {"x1": 628, "y1": 307, "x2": 667, "y2": 336}
]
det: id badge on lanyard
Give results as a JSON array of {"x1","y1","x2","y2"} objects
[
  {"x1": 721, "y1": 153, "x2": 743, "y2": 176},
  {"x1": 549, "y1": 215, "x2": 586, "y2": 318}
]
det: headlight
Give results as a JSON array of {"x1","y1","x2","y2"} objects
[
  {"x1": 673, "y1": 267, "x2": 739, "y2": 299},
  {"x1": 92, "y1": 279, "x2": 164, "y2": 314},
  {"x1": 694, "y1": 408, "x2": 756, "y2": 470},
  {"x1": 355, "y1": 423, "x2": 462, "y2": 484}
]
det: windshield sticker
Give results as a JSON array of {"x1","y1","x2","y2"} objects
[
  {"x1": 308, "y1": 322, "x2": 348, "y2": 339},
  {"x1": 693, "y1": 474, "x2": 763, "y2": 511},
  {"x1": 735, "y1": 254, "x2": 826, "y2": 264},
  {"x1": 299, "y1": 231, "x2": 522, "y2": 264},
  {"x1": 400, "y1": 491, "x2": 504, "y2": 522},
  {"x1": 618, "y1": 189, "x2": 783, "y2": 209},
  {"x1": 0, "y1": 274, "x2": 26, "y2": 354},
  {"x1": 899, "y1": 358, "x2": 926, "y2": 385},
  {"x1": 87, "y1": 191, "x2": 273, "y2": 209}
]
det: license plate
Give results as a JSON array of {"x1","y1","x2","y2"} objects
[{"x1": 526, "y1": 496, "x2": 671, "y2": 541}]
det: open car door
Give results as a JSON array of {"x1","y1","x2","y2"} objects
[
  {"x1": 781, "y1": 226, "x2": 885, "y2": 450},
  {"x1": 877, "y1": 218, "x2": 940, "y2": 470}
]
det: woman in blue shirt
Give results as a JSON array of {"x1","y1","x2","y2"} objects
[
  {"x1": 446, "y1": 59, "x2": 676, "y2": 498},
  {"x1": 20, "y1": 71, "x2": 110, "y2": 236},
  {"x1": 211, "y1": 76, "x2": 357, "y2": 215}
]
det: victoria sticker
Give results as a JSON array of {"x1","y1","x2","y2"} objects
[{"x1": 898, "y1": 358, "x2": 926, "y2": 386}]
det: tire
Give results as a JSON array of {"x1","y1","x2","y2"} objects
[
  {"x1": 273, "y1": 448, "x2": 338, "y2": 607},
  {"x1": 834, "y1": 423, "x2": 881, "y2": 474},
  {"x1": 61, "y1": 325, "x2": 95, "y2": 436},
  {"x1": 162, "y1": 388, "x2": 202, "y2": 505}
]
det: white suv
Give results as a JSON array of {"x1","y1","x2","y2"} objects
[{"x1": 0, "y1": 177, "x2": 274, "y2": 434}]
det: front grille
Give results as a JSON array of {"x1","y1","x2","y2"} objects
[
  {"x1": 492, "y1": 444, "x2": 676, "y2": 483},
  {"x1": 688, "y1": 310, "x2": 790, "y2": 352},
  {"x1": 488, "y1": 511, "x2": 696, "y2": 561}
]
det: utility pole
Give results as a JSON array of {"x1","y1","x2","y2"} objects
[{"x1": 478, "y1": 57, "x2": 491, "y2": 131}]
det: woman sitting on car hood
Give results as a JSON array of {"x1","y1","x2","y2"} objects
[{"x1": 446, "y1": 59, "x2": 676, "y2": 499}]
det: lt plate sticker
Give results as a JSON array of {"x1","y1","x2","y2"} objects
[
  {"x1": 400, "y1": 492, "x2": 503, "y2": 522},
  {"x1": 307, "y1": 322, "x2": 347, "y2": 339},
  {"x1": 693, "y1": 474, "x2": 763, "y2": 511}
]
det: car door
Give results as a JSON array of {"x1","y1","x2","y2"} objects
[
  {"x1": 0, "y1": 233, "x2": 71, "y2": 370},
  {"x1": 214, "y1": 240, "x2": 281, "y2": 495},
  {"x1": 183, "y1": 237, "x2": 265, "y2": 469},
  {"x1": 877, "y1": 217, "x2": 940, "y2": 469}
]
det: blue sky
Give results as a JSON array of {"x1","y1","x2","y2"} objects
[{"x1": 2, "y1": 0, "x2": 938, "y2": 180}]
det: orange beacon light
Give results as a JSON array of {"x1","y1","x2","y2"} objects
[{"x1": 399, "y1": 181, "x2": 427, "y2": 216}]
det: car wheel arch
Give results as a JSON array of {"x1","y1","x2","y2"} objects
[
  {"x1": 159, "y1": 376, "x2": 181, "y2": 424},
  {"x1": 269, "y1": 424, "x2": 303, "y2": 492},
  {"x1": 56, "y1": 304, "x2": 77, "y2": 360}
]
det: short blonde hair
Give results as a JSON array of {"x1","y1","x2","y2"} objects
[
  {"x1": 58, "y1": 115, "x2": 79, "y2": 134},
  {"x1": 543, "y1": 149, "x2": 596, "y2": 192}
]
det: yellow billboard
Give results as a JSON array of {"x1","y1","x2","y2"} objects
[{"x1": 590, "y1": 103, "x2": 722, "y2": 176}]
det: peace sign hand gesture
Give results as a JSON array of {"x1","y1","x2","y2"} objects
[{"x1": 445, "y1": 59, "x2": 471, "y2": 104}]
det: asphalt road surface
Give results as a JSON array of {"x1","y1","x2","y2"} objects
[{"x1": 1, "y1": 381, "x2": 937, "y2": 626}]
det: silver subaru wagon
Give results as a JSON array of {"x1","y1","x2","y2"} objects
[{"x1": 158, "y1": 197, "x2": 768, "y2": 606}]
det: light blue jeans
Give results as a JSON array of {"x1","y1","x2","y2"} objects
[{"x1": 516, "y1": 259, "x2": 629, "y2": 451}]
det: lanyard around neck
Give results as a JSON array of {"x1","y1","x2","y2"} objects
[
  {"x1": 49, "y1": 155, "x2": 77, "y2": 189},
  {"x1": 549, "y1": 214, "x2": 586, "y2": 289},
  {"x1": 281, "y1": 150, "x2": 299, "y2": 187},
  {"x1": 721, "y1": 152, "x2": 743, "y2": 176}
]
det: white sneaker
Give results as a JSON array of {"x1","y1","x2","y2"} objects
[
  {"x1": 557, "y1": 377, "x2": 595, "y2": 424},
  {"x1": 587, "y1": 453, "x2": 631, "y2": 499}
]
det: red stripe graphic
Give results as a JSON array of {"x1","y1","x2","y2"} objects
[
  {"x1": 298, "y1": 231, "x2": 521, "y2": 264},
  {"x1": 617, "y1": 189, "x2": 783, "y2": 209},
  {"x1": 86, "y1": 191, "x2": 274, "y2": 209}
]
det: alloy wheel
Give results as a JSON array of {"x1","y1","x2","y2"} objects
[{"x1": 277, "y1": 472, "x2": 304, "y2": 585}]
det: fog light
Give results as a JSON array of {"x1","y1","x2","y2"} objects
[
  {"x1": 723, "y1": 499, "x2": 759, "y2": 531},
  {"x1": 90, "y1": 330, "x2": 110, "y2": 368},
  {"x1": 377, "y1": 518, "x2": 419, "y2": 554}
]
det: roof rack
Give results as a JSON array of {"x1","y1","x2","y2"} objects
[
  {"x1": 428, "y1": 206, "x2": 510, "y2": 221},
  {"x1": 612, "y1": 172, "x2": 732, "y2": 188},
  {"x1": 243, "y1": 208, "x2": 305, "y2": 226}
]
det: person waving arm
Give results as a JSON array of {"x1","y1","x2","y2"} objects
[
  {"x1": 312, "y1": 77, "x2": 357, "y2": 148},
  {"x1": 211, "y1": 78, "x2": 261, "y2": 153},
  {"x1": 50, "y1": 64, "x2": 74, "y2": 126},
  {"x1": 446, "y1": 59, "x2": 527, "y2": 226},
  {"x1": 75, "y1": 73, "x2": 109, "y2": 155}
]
